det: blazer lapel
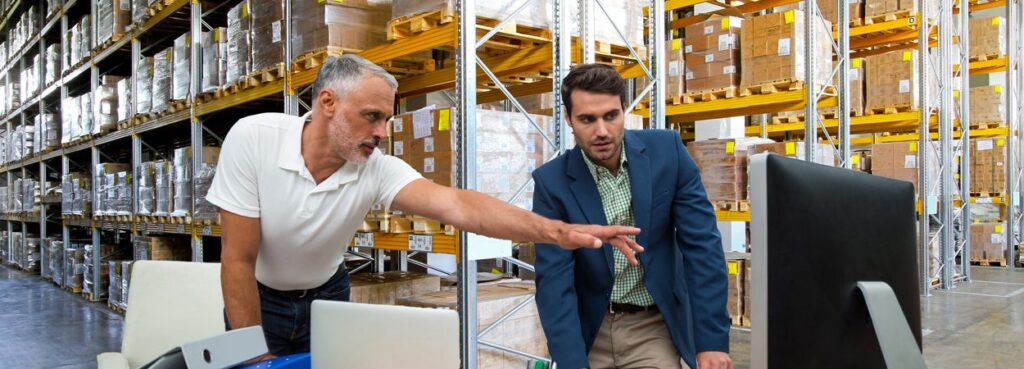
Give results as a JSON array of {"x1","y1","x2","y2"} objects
[
  {"x1": 567, "y1": 148, "x2": 615, "y2": 275},
  {"x1": 625, "y1": 132, "x2": 652, "y2": 265}
]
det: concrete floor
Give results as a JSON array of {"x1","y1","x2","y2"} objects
[{"x1": 0, "y1": 264, "x2": 1021, "y2": 368}]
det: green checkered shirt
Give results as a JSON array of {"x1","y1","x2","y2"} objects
[{"x1": 582, "y1": 144, "x2": 655, "y2": 307}]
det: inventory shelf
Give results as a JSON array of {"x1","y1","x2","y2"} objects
[
  {"x1": 849, "y1": 127, "x2": 1008, "y2": 145},
  {"x1": 743, "y1": 111, "x2": 937, "y2": 140},
  {"x1": 637, "y1": 88, "x2": 838, "y2": 122},
  {"x1": 715, "y1": 210, "x2": 750, "y2": 222}
]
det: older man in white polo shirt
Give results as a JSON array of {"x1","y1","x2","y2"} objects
[{"x1": 206, "y1": 55, "x2": 643, "y2": 358}]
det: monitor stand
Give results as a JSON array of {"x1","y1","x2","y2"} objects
[{"x1": 857, "y1": 282, "x2": 928, "y2": 369}]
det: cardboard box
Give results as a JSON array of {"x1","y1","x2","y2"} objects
[
  {"x1": 136, "y1": 56, "x2": 153, "y2": 115},
  {"x1": 201, "y1": 28, "x2": 228, "y2": 94},
  {"x1": 349, "y1": 272, "x2": 441, "y2": 305},
  {"x1": 969, "y1": 223, "x2": 1006, "y2": 262},
  {"x1": 97, "y1": 0, "x2": 131, "y2": 46},
  {"x1": 971, "y1": 138, "x2": 1007, "y2": 194},
  {"x1": 684, "y1": 15, "x2": 742, "y2": 93},
  {"x1": 152, "y1": 47, "x2": 173, "y2": 113},
  {"x1": 666, "y1": 39, "x2": 685, "y2": 96},
  {"x1": 250, "y1": 0, "x2": 284, "y2": 72},
  {"x1": 172, "y1": 33, "x2": 195, "y2": 101},
  {"x1": 398, "y1": 282, "x2": 548, "y2": 369},
  {"x1": 289, "y1": 0, "x2": 390, "y2": 58},
  {"x1": 740, "y1": 10, "x2": 832, "y2": 90},
  {"x1": 819, "y1": 0, "x2": 863, "y2": 26},
  {"x1": 970, "y1": 17, "x2": 1006, "y2": 59},
  {"x1": 687, "y1": 137, "x2": 774, "y2": 202},
  {"x1": 970, "y1": 85, "x2": 1005, "y2": 125},
  {"x1": 226, "y1": 1, "x2": 252, "y2": 86},
  {"x1": 870, "y1": 142, "x2": 938, "y2": 194},
  {"x1": 748, "y1": 142, "x2": 836, "y2": 167},
  {"x1": 134, "y1": 236, "x2": 191, "y2": 261},
  {"x1": 865, "y1": 50, "x2": 918, "y2": 111}
]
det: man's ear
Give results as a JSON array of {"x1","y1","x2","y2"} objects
[{"x1": 317, "y1": 90, "x2": 335, "y2": 116}]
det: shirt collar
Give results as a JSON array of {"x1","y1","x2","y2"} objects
[{"x1": 581, "y1": 140, "x2": 628, "y2": 180}]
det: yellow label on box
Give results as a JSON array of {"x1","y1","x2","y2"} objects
[
  {"x1": 954, "y1": 90, "x2": 960, "y2": 99},
  {"x1": 974, "y1": 219, "x2": 980, "y2": 224},
  {"x1": 784, "y1": 10, "x2": 794, "y2": 24},
  {"x1": 851, "y1": 154, "x2": 860, "y2": 166},
  {"x1": 993, "y1": 17, "x2": 1000, "y2": 26},
  {"x1": 728, "y1": 261, "x2": 738, "y2": 275},
  {"x1": 903, "y1": 51, "x2": 913, "y2": 61},
  {"x1": 785, "y1": 142, "x2": 796, "y2": 155},
  {"x1": 909, "y1": 142, "x2": 917, "y2": 152},
  {"x1": 438, "y1": 109, "x2": 450, "y2": 131},
  {"x1": 995, "y1": 85, "x2": 1002, "y2": 93},
  {"x1": 852, "y1": 58, "x2": 861, "y2": 68},
  {"x1": 998, "y1": 138, "x2": 1005, "y2": 146},
  {"x1": 725, "y1": 141, "x2": 735, "y2": 154},
  {"x1": 672, "y1": 39, "x2": 681, "y2": 50},
  {"x1": 213, "y1": 30, "x2": 220, "y2": 43},
  {"x1": 996, "y1": 225, "x2": 1003, "y2": 233},
  {"x1": 721, "y1": 17, "x2": 730, "y2": 29}
]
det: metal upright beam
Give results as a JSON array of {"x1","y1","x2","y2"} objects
[
  {"x1": 283, "y1": 0, "x2": 299, "y2": 115},
  {"x1": 90, "y1": 146, "x2": 101, "y2": 301},
  {"x1": 804, "y1": 1, "x2": 818, "y2": 162},
  {"x1": 579, "y1": 0, "x2": 596, "y2": 64},
  {"x1": 554, "y1": 0, "x2": 571, "y2": 151},
  {"x1": 938, "y1": 0, "x2": 956, "y2": 289},
  {"x1": 191, "y1": 0, "x2": 204, "y2": 262},
  {"x1": 1008, "y1": 0, "x2": 1021, "y2": 270},
  {"x1": 917, "y1": 0, "x2": 932, "y2": 295},
  {"x1": 958, "y1": 0, "x2": 972, "y2": 281},
  {"x1": 649, "y1": 0, "x2": 666, "y2": 130},
  {"x1": 838, "y1": 0, "x2": 851, "y2": 168},
  {"x1": 455, "y1": 0, "x2": 479, "y2": 367}
]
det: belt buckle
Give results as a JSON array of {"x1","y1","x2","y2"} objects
[
  {"x1": 609, "y1": 302, "x2": 615, "y2": 315},
  {"x1": 297, "y1": 289, "x2": 308, "y2": 299}
]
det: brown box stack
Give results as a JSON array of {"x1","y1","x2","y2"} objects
[
  {"x1": 970, "y1": 85, "x2": 1005, "y2": 125},
  {"x1": 666, "y1": 39, "x2": 685, "y2": 96},
  {"x1": 865, "y1": 50, "x2": 918, "y2": 112},
  {"x1": 289, "y1": 0, "x2": 390, "y2": 58},
  {"x1": 970, "y1": 17, "x2": 1007, "y2": 59},
  {"x1": 96, "y1": 0, "x2": 131, "y2": 46},
  {"x1": 684, "y1": 15, "x2": 741, "y2": 93},
  {"x1": 686, "y1": 137, "x2": 774, "y2": 203},
  {"x1": 870, "y1": 142, "x2": 937, "y2": 194},
  {"x1": 133, "y1": 236, "x2": 191, "y2": 261},
  {"x1": 971, "y1": 138, "x2": 1007, "y2": 194},
  {"x1": 726, "y1": 260, "x2": 747, "y2": 326},
  {"x1": 969, "y1": 223, "x2": 1006, "y2": 262},
  {"x1": 392, "y1": 108, "x2": 552, "y2": 211},
  {"x1": 250, "y1": 0, "x2": 284, "y2": 72},
  {"x1": 819, "y1": 0, "x2": 863, "y2": 25},
  {"x1": 864, "y1": 0, "x2": 916, "y2": 17},
  {"x1": 821, "y1": 57, "x2": 865, "y2": 116},
  {"x1": 349, "y1": 272, "x2": 441, "y2": 305},
  {"x1": 226, "y1": 1, "x2": 251, "y2": 86},
  {"x1": 740, "y1": 10, "x2": 832, "y2": 90},
  {"x1": 748, "y1": 141, "x2": 836, "y2": 167},
  {"x1": 398, "y1": 282, "x2": 547, "y2": 369}
]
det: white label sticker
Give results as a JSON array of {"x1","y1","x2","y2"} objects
[
  {"x1": 723, "y1": 65, "x2": 736, "y2": 74},
  {"x1": 704, "y1": 25, "x2": 714, "y2": 35},
  {"x1": 668, "y1": 61, "x2": 680, "y2": 76},
  {"x1": 718, "y1": 34, "x2": 734, "y2": 51},
  {"x1": 526, "y1": 138, "x2": 536, "y2": 153},
  {"x1": 685, "y1": 45, "x2": 693, "y2": 53},
  {"x1": 899, "y1": 80, "x2": 911, "y2": 94},
  {"x1": 978, "y1": 139, "x2": 994, "y2": 151},
  {"x1": 424, "y1": 137, "x2": 434, "y2": 152},
  {"x1": 408, "y1": 234, "x2": 433, "y2": 252},
  {"x1": 976, "y1": 197, "x2": 994, "y2": 204},
  {"x1": 271, "y1": 21, "x2": 282, "y2": 43},
  {"x1": 848, "y1": 69, "x2": 860, "y2": 81},
  {"x1": 991, "y1": 233, "x2": 1003, "y2": 244},
  {"x1": 778, "y1": 38, "x2": 791, "y2": 56},
  {"x1": 393, "y1": 141, "x2": 404, "y2": 156},
  {"x1": 685, "y1": 72, "x2": 694, "y2": 80},
  {"x1": 704, "y1": 54, "x2": 714, "y2": 63},
  {"x1": 121, "y1": 1, "x2": 130, "y2": 10},
  {"x1": 393, "y1": 117, "x2": 403, "y2": 132},
  {"x1": 413, "y1": 109, "x2": 432, "y2": 139},
  {"x1": 354, "y1": 232, "x2": 374, "y2": 248},
  {"x1": 904, "y1": 155, "x2": 917, "y2": 169},
  {"x1": 424, "y1": 157, "x2": 435, "y2": 173}
]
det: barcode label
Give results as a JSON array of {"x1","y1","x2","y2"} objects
[
  {"x1": 778, "y1": 38, "x2": 791, "y2": 56},
  {"x1": 354, "y1": 232, "x2": 374, "y2": 248},
  {"x1": 408, "y1": 235, "x2": 433, "y2": 252},
  {"x1": 424, "y1": 137, "x2": 434, "y2": 152},
  {"x1": 272, "y1": 21, "x2": 282, "y2": 43}
]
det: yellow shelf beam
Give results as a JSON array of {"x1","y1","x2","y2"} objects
[
  {"x1": 195, "y1": 79, "x2": 286, "y2": 117},
  {"x1": 397, "y1": 43, "x2": 553, "y2": 97},
  {"x1": 141, "y1": 0, "x2": 190, "y2": 35},
  {"x1": 637, "y1": 88, "x2": 837, "y2": 122},
  {"x1": 746, "y1": 111, "x2": 930, "y2": 138},
  {"x1": 349, "y1": 232, "x2": 460, "y2": 255},
  {"x1": 848, "y1": 127, "x2": 1007, "y2": 145},
  {"x1": 715, "y1": 210, "x2": 750, "y2": 222}
]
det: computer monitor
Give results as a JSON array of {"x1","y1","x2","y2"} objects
[{"x1": 748, "y1": 153, "x2": 926, "y2": 369}]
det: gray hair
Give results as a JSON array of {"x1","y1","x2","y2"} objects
[{"x1": 312, "y1": 54, "x2": 398, "y2": 100}]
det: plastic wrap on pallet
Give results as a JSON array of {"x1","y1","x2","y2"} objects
[
  {"x1": 250, "y1": 0, "x2": 284, "y2": 72},
  {"x1": 97, "y1": 0, "x2": 131, "y2": 46},
  {"x1": 970, "y1": 17, "x2": 1006, "y2": 60},
  {"x1": 64, "y1": 245, "x2": 83, "y2": 290},
  {"x1": 45, "y1": 43, "x2": 60, "y2": 86},
  {"x1": 0, "y1": 187, "x2": 7, "y2": 212},
  {"x1": 970, "y1": 85, "x2": 1006, "y2": 126},
  {"x1": 23, "y1": 123, "x2": 35, "y2": 157},
  {"x1": 289, "y1": 0, "x2": 390, "y2": 59},
  {"x1": 865, "y1": 50, "x2": 920, "y2": 112},
  {"x1": 192, "y1": 146, "x2": 220, "y2": 222},
  {"x1": 117, "y1": 78, "x2": 131, "y2": 123},
  {"x1": 134, "y1": 235, "x2": 191, "y2": 261},
  {"x1": 49, "y1": 240, "x2": 64, "y2": 285},
  {"x1": 864, "y1": 0, "x2": 937, "y2": 19},
  {"x1": 96, "y1": 75, "x2": 124, "y2": 134},
  {"x1": 133, "y1": 0, "x2": 148, "y2": 24},
  {"x1": 172, "y1": 33, "x2": 193, "y2": 101},
  {"x1": 120, "y1": 260, "x2": 132, "y2": 306},
  {"x1": 80, "y1": 15, "x2": 91, "y2": 56},
  {"x1": 138, "y1": 161, "x2": 156, "y2": 215},
  {"x1": 136, "y1": 56, "x2": 154, "y2": 115},
  {"x1": 73, "y1": 177, "x2": 92, "y2": 215},
  {"x1": 970, "y1": 138, "x2": 1007, "y2": 194},
  {"x1": 740, "y1": 10, "x2": 832, "y2": 89},
  {"x1": 46, "y1": 0, "x2": 60, "y2": 19},
  {"x1": 79, "y1": 92, "x2": 93, "y2": 139},
  {"x1": 154, "y1": 160, "x2": 172, "y2": 216},
  {"x1": 12, "y1": 179, "x2": 23, "y2": 212},
  {"x1": 116, "y1": 171, "x2": 131, "y2": 215},
  {"x1": 108, "y1": 260, "x2": 122, "y2": 306},
  {"x1": 152, "y1": 47, "x2": 172, "y2": 113},
  {"x1": 103, "y1": 173, "x2": 117, "y2": 215},
  {"x1": 226, "y1": 1, "x2": 252, "y2": 87},
  {"x1": 171, "y1": 147, "x2": 192, "y2": 216},
  {"x1": 60, "y1": 96, "x2": 76, "y2": 144},
  {"x1": 202, "y1": 28, "x2": 228, "y2": 94}
]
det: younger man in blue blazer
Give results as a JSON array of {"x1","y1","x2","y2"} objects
[{"x1": 532, "y1": 64, "x2": 732, "y2": 369}]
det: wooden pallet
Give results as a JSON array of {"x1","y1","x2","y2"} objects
[
  {"x1": 92, "y1": 32, "x2": 126, "y2": 55},
  {"x1": 739, "y1": 80, "x2": 832, "y2": 97},
  {"x1": 970, "y1": 192, "x2": 1004, "y2": 198},
  {"x1": 61, "y1": 136, "x2": 92, "y2": 148},
  {"x1": 832, "y1": 17, "x2": 864, "y2": 32},
  {"x1": 131, "y1": 113, "x2": 155, "y2": 126},
  {"x1": 117, "y1": 119, "x2": 133, "y2": 131},
  {"x1": 971, "y1": 259, "x2": 1007, "y2": 267},
  {"x1": 146, "y1": 0, "x2": 177, "y2": 17},
  {"x1": 167, "y1": 99, "x2": 190, "y2": 114},
  {"x1": 969, "y1": 53, "x2": 1006, "y2": 62},
  {"x1": 387, "y1": 8, "x2": 456, "y2": 40},
  {"x1": 107, "y1": 302, "x2": 126, "y2": 315},
  {"x1": 244, "y1": 63, "x2": 286, "y2": 87},
  {"x1": 292, "y1": 47, "x2": 360, "y2": 73},
  {"x1": 196, "y1": 90, "x2": 219, "y2": 104},
  {"x1": 970, "y1": 121, "x2": 1006, "y2": 130},
  {"x1": 673, "y1": 87, "x2": 738, "y2": 105},
  {"x1": 713, "y1": 200, "x2": 750, "y2": 212},
  {"x1": 863, "y1": 10, "x2": 913, "y2": 25},
  {"x1": 772, "y1": 115, "x2": 803, "y2": 124},
  {"x1": 865, "y1": 104, "x2": 915, "y2": 116}
]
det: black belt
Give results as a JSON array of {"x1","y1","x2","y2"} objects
[
  {"x1": 610, "y1": 303, "x2": 658, "y2": 314},
  {"x1": 258, "y1": 267, "x2": 346, "y2": 299}
]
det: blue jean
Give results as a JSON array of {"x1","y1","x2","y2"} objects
[{"x1": 225, "y1": 267, "x2": 351, "y2": 356}]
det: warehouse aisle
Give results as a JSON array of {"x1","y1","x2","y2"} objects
[{"x1": 0, "y1": 265, "x2": 123, "y2": 369}]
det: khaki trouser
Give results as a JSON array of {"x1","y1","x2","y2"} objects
[{"x1": 588, "y1": 310, "x2": 688, "y2": 369}]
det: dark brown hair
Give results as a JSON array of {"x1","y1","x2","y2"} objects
[{"x1": 560, "y1": 63, "x2": 628, "y2": 115}]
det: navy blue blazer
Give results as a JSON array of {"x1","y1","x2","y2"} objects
[{"x1": 532, "y1": 129, "x2": 729, "y2": 369}]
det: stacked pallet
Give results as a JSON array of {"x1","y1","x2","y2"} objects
[
  {"x1": 970, "y1": 223, "x2": 1006, "y2": 265},
  {"x1": 740, "y1": 10, "x2": 833, "y2": 94},
  {"x1": 970, "y1": 138, "x2": 1007, "y2": 195},
  {"x1": 686, "y1": 137, "x2": 774, "y2": 210}
]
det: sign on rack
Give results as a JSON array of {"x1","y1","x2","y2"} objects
[{"x1": 408, "y1": 234, "x2": 433, "y2": 252}]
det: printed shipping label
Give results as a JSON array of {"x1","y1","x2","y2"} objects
[{"x1": 778, "y1": 38, "x2": 791, "y2": 56}]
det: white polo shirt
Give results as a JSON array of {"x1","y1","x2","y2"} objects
[{"x1": 206, "y1": 112, "x2": 421, "y2": 291}]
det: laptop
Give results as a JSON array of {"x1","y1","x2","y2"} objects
[{"x1": 310, "y1": 300, "x2": 460, "y2": 369}]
